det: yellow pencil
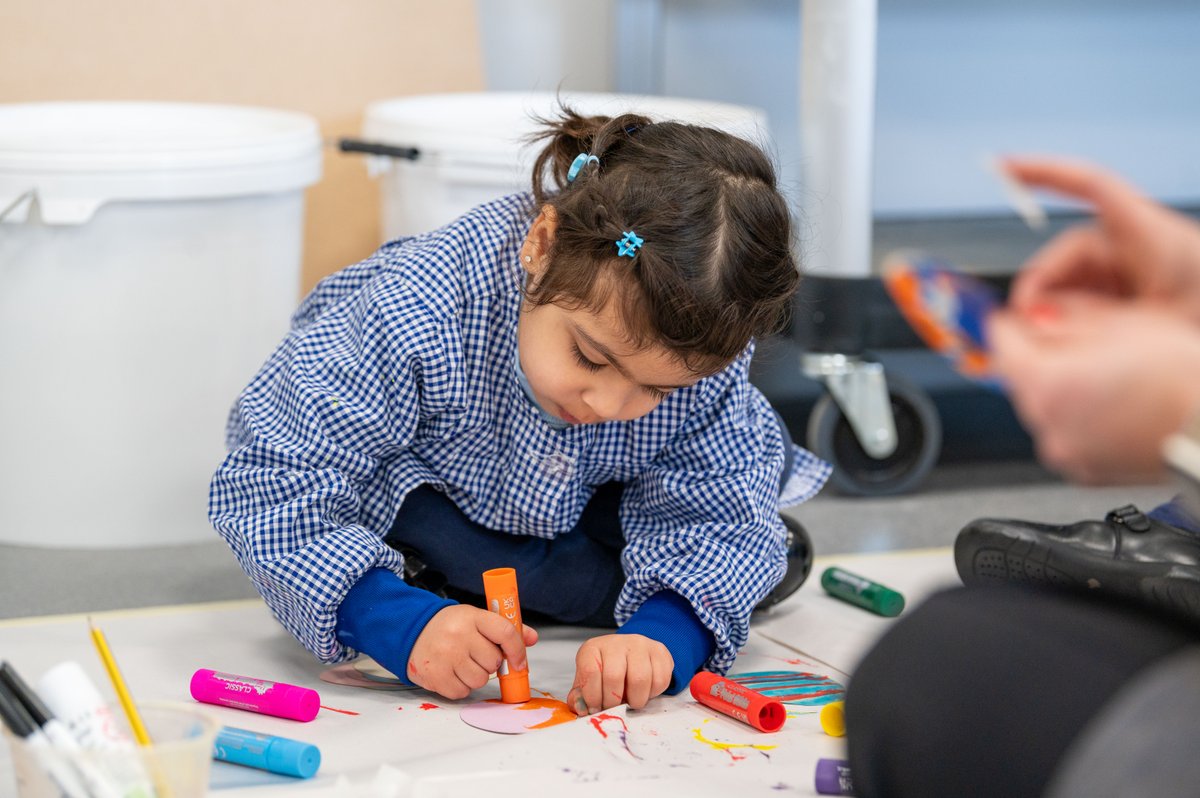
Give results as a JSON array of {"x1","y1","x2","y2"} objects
[{"x1": 88, "y1": 618, "x2": 152, "y2": 746}]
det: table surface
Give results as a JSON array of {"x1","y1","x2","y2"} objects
[{"x1": 0, "y1": 547, "x2": 959, "y2": 797}]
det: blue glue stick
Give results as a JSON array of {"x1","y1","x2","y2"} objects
[{"x1": 213, "y1": 726, "x2": 321, "y2": 779}]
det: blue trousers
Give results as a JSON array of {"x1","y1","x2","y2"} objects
[{"x1": 384, "y1": 411, "x2": 797, "y2": 627}]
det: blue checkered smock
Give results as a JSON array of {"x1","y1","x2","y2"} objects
[{"x1": 209, "y1": 193, "x2": 831, "y2": 673}]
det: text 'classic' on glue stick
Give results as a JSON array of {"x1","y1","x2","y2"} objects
[
  {"x1": 482, "y1": 567, "x2": 530, "y2": 704},
  {"x1": 189, "y1": 670, "x2": 320, "y2": 722}
]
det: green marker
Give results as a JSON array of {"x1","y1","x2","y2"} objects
[{"x1": 820, "y1": 567, "x2": 905, "y2": 617}]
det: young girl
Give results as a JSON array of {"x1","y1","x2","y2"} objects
[{"x1": 210, "y1": 107, "x2": 830, "y2": 715}]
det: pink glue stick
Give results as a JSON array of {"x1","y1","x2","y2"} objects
[{"x1": 189, "y1": 669, "x2": 320, "y2": 722}]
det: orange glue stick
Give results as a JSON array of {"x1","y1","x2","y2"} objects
[
  {"x1": 689, "y1": 671, "x2": 786, "y2": 733},
  {"x1": 482, "y1": 567, "x2": 530, "y2": 704}
]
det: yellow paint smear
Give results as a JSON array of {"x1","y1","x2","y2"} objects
[{"x1": 691, "y1": 719, "x2": 778, "y2": 754}]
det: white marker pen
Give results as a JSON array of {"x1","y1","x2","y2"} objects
[
  {"x1": 0, "y1": 675, "x2": 90, "y2": 798},
  {"x1": 37, "y1": 660, "x2": 155, "y2": 797},
  {"x1": 1, "y1": 660, "x2": 124, "y2": 798}
]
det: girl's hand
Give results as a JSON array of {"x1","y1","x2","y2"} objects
[
  {"x1": 1001, "y1": 158, "x2": 1200, "y2": 324},
  {"x1": 408, "y1": 605, "x2": 538, "y2": 700},
  {"x1": 566, "y1": 633, "x2": 673, "y2": 715}
]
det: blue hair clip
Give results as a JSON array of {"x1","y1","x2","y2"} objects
[
  {"x1": 567, "y1": 153, "x2": 600, "y2": 183},
  {"x1": 616, "y1": 231, "x2": 644, "y2": 258}
]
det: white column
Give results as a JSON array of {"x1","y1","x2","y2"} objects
[{"x1": 800, "y1": 0, "x2": 877, "y2": 277}]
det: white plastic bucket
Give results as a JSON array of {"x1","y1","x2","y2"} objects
[
  {"x1": 361, "y1": 91, "x2": 770, "y2": 240},
  {"x1": 0, "y1": 102, "x2": 322, "y2": 548}
]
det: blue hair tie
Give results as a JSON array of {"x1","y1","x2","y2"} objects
[
  {"x1": 616, "y1": 231, "x2": 644, "y2": 258},
  {"x1": 567, "y1": 153, "x2": 600, "y2": 182}
]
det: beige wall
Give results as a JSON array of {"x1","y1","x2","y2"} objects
[{"x1": 1, "y1": 1, "x2": 484, "y2": 293}]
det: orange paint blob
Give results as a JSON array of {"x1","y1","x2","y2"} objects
[
  {"x1": 516, "y1": 697, "x2": 576, "y2": 730},
  {"x1": 419, "y1": 702, "x2": 439, "y2": 711}
]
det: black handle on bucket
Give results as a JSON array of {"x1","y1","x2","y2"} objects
[{"x1": 336, "y1": 138, "x2": 420, "y2": 161}]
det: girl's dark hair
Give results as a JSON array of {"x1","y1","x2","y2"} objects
[{"x1": 527, "y1": 105, "x2": 800, "y2": 375}]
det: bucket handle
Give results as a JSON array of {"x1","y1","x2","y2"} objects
[
  {"x1": 335, "y1": 138, "x2": 420, "y2": 161},
  {"x1": 0, "y1": 189, "x2": 35, "y2": 224}
]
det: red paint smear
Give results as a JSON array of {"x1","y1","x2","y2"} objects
[
  {"x1": 419, "y1": 702, "x2": 440, "y2": 711},
  {"x1": 320, "y1": 705, "x2": 359, "y2": 716},
  {"x1": 588, "y1": 712, "x2": 629, "y2": 739}
]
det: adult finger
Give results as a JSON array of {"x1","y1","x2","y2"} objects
[
  {"x1": 1009, "y1": 225, "x2": 1120, "y2": 310},
  {"x1": 985, "y1": 310, "x2": 1044, "y2": 382},
  {"x1": 1000, "y1": 157, "x2": 1152, "y2": 229}
]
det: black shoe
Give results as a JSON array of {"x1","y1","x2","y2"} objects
[
  {"x1": 955, "y1": 503, "x2": 1200, "y2": 621},
  {"x1": 757, "y1": 515, "x2": 814, "y2": 611},
  {"x1": 394, "y1": 546, "x2": 449, "y2": 598}
]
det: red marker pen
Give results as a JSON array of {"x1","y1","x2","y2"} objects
[
  {"x1": 482, "y1": 568, "x2": 530, "y2": 704},
  {"x1": 689, "y1": 671, "x2": 786, "y2": 733}
]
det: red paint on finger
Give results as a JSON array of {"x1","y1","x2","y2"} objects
[{"x1": 1026, "y1": 302, "x2": 1063, "y2": 325}]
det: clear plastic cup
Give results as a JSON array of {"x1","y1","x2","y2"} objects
[{"x1": 5, "y1": 700, "x2": 219, "y2": 798}]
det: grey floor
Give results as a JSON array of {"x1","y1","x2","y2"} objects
[{"x1": 0, "y1": 211, "x2": 1184, "y2": 620}]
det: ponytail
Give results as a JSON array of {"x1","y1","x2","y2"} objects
[{"x1": 528, "y1": 108, "x2": 652, "y2": 203}]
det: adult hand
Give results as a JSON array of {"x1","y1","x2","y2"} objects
[
  {"x1": 988, "y1": 296, "x2": 1200, "y2": 483},
  {"x1": 408, "y1": 605, "x2": 538, "y2": 700},
  {"x1": 1002, "y1": 158, "x2": 1200, "y2": 325},
  {"x1": 566, "y1": 633, "x2": 673, "y2": 715}
]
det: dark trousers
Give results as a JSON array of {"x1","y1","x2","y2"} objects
[
  {"x1": 846, "y1": 586, "x2": 1200, "y2": 798},
  {"x1": 385, "y1": 482, "x2": 627, "y2": 627},
  {"x1": 385, "y1": 411, "x2": 797, "y2": 628}
]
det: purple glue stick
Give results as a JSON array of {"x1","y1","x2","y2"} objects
[
  {"x1": 815, "y1": 757, "x2": 856, "y2": 795},
  {"x1": 190, "y1": 669, "x2": 320, "y2": 722}
]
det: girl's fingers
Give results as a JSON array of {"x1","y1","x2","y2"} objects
[
  {"x1": 623, "y1": 649, "x2": 653, "y2": 709},
  {"x1": 474, "y1": 611, "x2": 529, "y2": 673},
  {"x1": 467, "y1": 637, "x2": 504, "y2": 676},
  {"x1": 649, "y1": 647, "x2": 674, "y2": 698},
  {"x1": 451, "y1": 657, "x2": 491, "y2": 694},
  {"x1": 601, "y1": 652, "x2": 628, "y2": 710}
]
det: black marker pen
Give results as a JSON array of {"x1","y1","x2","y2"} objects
[
  {"x1": 1, "y1": 660, "x2": 124, "y2": 798},
  {"x1": 0, "y1": 674, "x2": 90, "y2": 798}
]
